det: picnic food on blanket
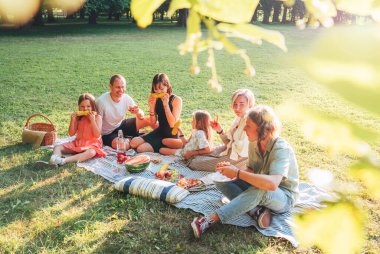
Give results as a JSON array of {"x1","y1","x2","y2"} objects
[
  {"x1": 151, "y1": 92, "x2": 166, "y2": 99},
  {"x1": 76, "y1": 111, "x2": 97, "y2": 116},
  {"x1": 176, "y1": 178, "x2": 204, "y2": 190},
  {"x1": 125, "y1": 155, "x2": 151, "y2": 173},
  {"x1": 155, "y1": 163, "x2": 184, "y2": 182},
  {"x1": 117, "y1": 153, "x2": 129, "y2": 164},
  {"x1": 150, "y1": 156, "x2": 162, "y2": 164},
  {"x1": 171, "y1": 119, "x2": 182, "y2": 135},
  {"x1": 216, "y1": 161, "x2": 231, "y2": 169}
]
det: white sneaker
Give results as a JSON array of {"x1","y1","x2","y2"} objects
[{"x1": 49, "y1": 155, "x2": 65, "y2": 166}]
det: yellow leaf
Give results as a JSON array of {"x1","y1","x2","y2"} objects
[
  {"x1": 187, "y1": 10, "x2": 201, "y2": 36},
  {"x1": 193, "y1": 0, "x2": 259, "y2": 24},
  {"x1": 350, "y1": 158, "x2": 380, "y2": 199},
  {"x1": 217, "y1": 23, "x2": 287, "y2": 52},
  {"x1": 167, "y1": 0, "x2": 191, "y2": 17},
  {"x1": 334, "y1": 0, "x2": 378, "y2": 16},
  {"x1": 303, "y1": 26, "x2": 380, "y2": 117},
  {"x1": 131, "y1": 0, "x2": 166, "y2": 28},
  {"x1": 294, "y1": 202, "x2": 365, "y2": 254}
]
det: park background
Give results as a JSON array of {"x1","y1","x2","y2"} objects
[{"x1": 1, "y1": 1, "x2": 380, "y2": 253}]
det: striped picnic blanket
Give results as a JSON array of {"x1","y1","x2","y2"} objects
[{"x1": 46, "y1": 137, "x2": 333, "y2": 247}]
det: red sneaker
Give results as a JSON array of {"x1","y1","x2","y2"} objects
[
  {"x1": 249, "y1": 206, "x2": 272, "y2": 229},
  {"x1": 191, "y1": 216, "x2": 212, "y2": 238}
]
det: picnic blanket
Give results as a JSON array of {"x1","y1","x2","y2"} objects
[{"x1": 46, "y1": 137, "x2": 334, "y2": 247}]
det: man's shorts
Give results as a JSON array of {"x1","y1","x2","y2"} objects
[{"x1": 101, "y1": 118, "x2": 139, "y2": 147}]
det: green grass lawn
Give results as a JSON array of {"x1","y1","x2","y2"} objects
[{"x1": 1, "y1": 20, "x2": 379, "y2": 253}]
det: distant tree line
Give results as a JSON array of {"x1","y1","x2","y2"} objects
[{"x1": 0, "y1": 0, "x2": 368, "y2": 27}]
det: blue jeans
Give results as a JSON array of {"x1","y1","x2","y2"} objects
[{"x1": 215, "y1": 179, "x2": 292, "y2": 223}]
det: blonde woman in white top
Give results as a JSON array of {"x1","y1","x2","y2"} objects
[{"x1": 188, "y1": 89, "x2": 255, "y2": 171}]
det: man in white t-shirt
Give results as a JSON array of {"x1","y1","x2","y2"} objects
[{"x1": 96, "y1": 74, "x2": 154, "y2": 149}]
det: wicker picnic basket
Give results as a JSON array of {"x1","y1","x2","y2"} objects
[{"x1": 23, "y1": 114, "x2": 57, "y2": 146}]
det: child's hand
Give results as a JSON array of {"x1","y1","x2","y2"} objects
[
  {"x1": 71, "y1": 112, "x2": 78, "y2": 119},
  {"x1": 88, "y1": 111, "x2": 96, "y2": 122}
]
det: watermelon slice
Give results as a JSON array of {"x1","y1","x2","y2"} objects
[{"x1": 125, "y1": 155, "x2": 151, "y2": 173}]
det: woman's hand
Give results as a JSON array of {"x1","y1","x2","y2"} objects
[
  {"x1": 148, "y1": 95, "x2": 156, "y2": 110},
  {"x1": 211, "y1": 120, "x2": 222, "y2": 133},
  {"x1": 161, "y1": 93, "x2": 170, "y2": 107}
]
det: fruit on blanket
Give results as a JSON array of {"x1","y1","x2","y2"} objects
[
  {"x1": 76, "y1": 111, "x2": 97, "y2": 116},
  {"x1": 151, "y1": 92, "x2": 165, "y2": 99},
  {"x1": 171, "y1": 119, "x2": 181, "y2": 135},
  {"x1": 155, "y1": 163, "x2": 169, "y2": 179},
  {"x1": 117, "y1": 153, "x2": 128, "y2": 164},
  {"x1": 125, "y1": 155, "x2": 151, "y2": 173}
]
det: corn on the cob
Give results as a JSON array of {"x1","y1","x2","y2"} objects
[
  {"x1": 151, "y1": 93, "x2": 165, "y2": 99},
  {"x1": 76, "y1": 111, "x2": 97, "y2": 116},
  {"x1": 172, "y1": 119, "x2": 182, "y2": 135}
]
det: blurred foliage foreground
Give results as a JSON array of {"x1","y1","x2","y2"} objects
[{"x1": 129, "y1": 0, "x2": 380, "y2": 253}]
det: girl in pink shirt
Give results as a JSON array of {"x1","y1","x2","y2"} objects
[{"x1": 36, "y1": 93, "x2": 106, "y2": 168}]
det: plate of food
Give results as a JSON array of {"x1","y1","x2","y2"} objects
[
  {"x1": 154, "y1": 164, "x2": 183, "y2": 182},
  {"x1": 207, "y1": 172, "x2": 233, "y2": 183},
  {"x1": 176, "y1": 178, "x2": 206, "y2": 191}
]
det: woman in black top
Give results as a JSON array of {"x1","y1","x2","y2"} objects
[{"x1": 130, "y1": 73, "x2": 182, "y2": 153}]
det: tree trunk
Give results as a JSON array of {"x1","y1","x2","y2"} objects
[
  {"x1": 115, "y1": 13, "x2": 121, "y2": 21},
  {"x1": 0, "y1": 10, "x2": 9, "y2": 24},
  {"x1": 281, "y1": 6, "x2": 288, "y2": 23},
  {"x1": 160, "y1": 11, "x2": 164, "y2": 21},
  {"x1": 66, "y1": 13, "x2": 76, "y2": 19},
  {"x1": 272, "y1": 2, "x2": 282, "y2": 23},
  {"x1": 89, "y1": 11, "x2": 97, "y2": 24},
  {"x1": 33, "y1": 8, "x2": 44, "y2": 26},
  {"x1": 46, "y1": 4, "x2": 55, "y2": 23},
  {"x1": 260, "y1": 0, "x2": 274, "y2": 24},
  {"x1": 108, "y1": 11, "x2": 113, "y2": 20},
  {"x1": 80, "y1": 7, "x2": 85, "y2": 19},
  {"x1": 177, "y1": 9, "x2": 188, "y2": 27},
  {"x1": 251, "y1": 7, "x2": 259, "y2": 22}
]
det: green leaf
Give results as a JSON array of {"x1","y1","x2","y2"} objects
[
  {"x1": 302, "y1": 26, "x2": 380, "y2": 118},
  {"x1": 131, "y1": 0, "x2": 166, "y2": 28},
  {"x1": 350, "y1": 158, "x2": 380, "y2": 199},
  {"x1": 294, "y1": 202, "x2": 365, "y2": 254},
  {"x1": 278, "y1": 103, "x2": 379, "y2": 156},
  {"x1": 193, "y1": 0, "x2": 259, "y2": 24},
  {"x1": 167, "y1": 0, "x2": 192, "y2": 17},
  {"x1": 217, "y1": 23, "x2": 287, "y2": 52}
]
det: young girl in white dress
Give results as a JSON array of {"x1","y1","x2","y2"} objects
[{"x1": 159, "y1": 110, "x2": 213, "y2": 160}]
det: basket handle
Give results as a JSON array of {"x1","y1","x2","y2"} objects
[{"x1": 24, "y1": 114, "x2": 57, "y2": 131}]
